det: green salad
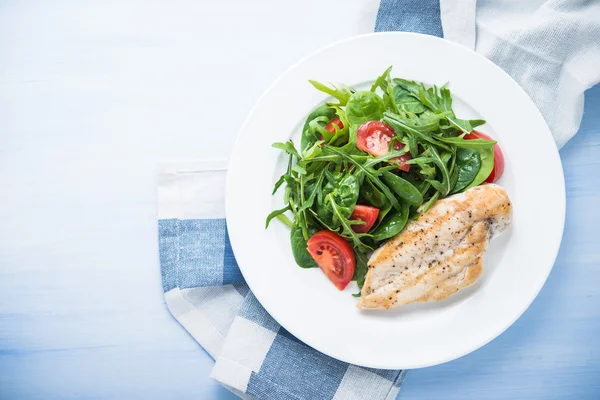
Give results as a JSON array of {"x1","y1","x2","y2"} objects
[{"x1": 266, "y1": 66, "x2": 502, "y2": 293}]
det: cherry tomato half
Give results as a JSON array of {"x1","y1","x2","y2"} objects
[
  {"x1": 357, "y1": 121, "x2": 395, "y2": 157},
  {"x1": 390, "y1": 141, "x2": 411, "y2": 173},
  {"x1": 325, "y1": 116, "x2": 344, "y2": 133},
  {"x1": 307, "y1": 230, "x2": 355, "y2": 290},
  {"x1": 350, "y1": 205, "x2": 380, "y2": 233},
  {"x1": 357, "y1": 121, "x2": 411, "y2": 171},
  {"x1": 319, "y1": 117, "x2": 345, "y2": 142},
  {"x1": 464, "y1": 130, "x2": 505, "y2": 183}
]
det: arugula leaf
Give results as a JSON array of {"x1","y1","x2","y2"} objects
[
  {"x1": 272, "y1": 140, "x2": 300, "y2": 158},
  {"x1": 327, "y1": 106, "x2": 350, "y2": 146},
  {"x1": 346, "y1": 91, "x2": 385, "y2": 126},
  {"x1": 370, "y1": 66, "x2": 393, "y2": 92},
  {"x1": 469, "y1": 119, "x2": 486, "y2": 129},
  {"x1": 265, "y1": 204, "x2": 291, "y2": 228},
  {"x1": 328, "y1": 193, "x2": 371, "y2": 251},
  {"x1": 322, "y1": 146, "x2": 403, "y2": 211},
  {"x1": 308, "y1": 80, "x2": 353, "y2": 106},
  {"x1": 436, "y1": 136, "x2": 496, "y2": 148},
  {"x1": 393, "y1": 86, "x2": 426, "y2": 114},
  {"x1": 384, "y1": 113, "x2": 452, "y2": 151}
]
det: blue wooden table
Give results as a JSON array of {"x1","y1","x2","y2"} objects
[{"x1": 0, "y1": 1, "x2": 598, "y2": 398}]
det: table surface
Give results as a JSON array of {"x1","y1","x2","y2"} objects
[{"x1": 1, "y1": 1, "x2": 599, "y2": 399}]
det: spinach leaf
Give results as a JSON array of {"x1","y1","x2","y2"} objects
[
  {"x1": 346, "y1": 91, "x2": 385, "y2": 126},
  {"x1": 370, "y1": 202, "x2": 409, "y2": 241},
  {"x1": 465, "y1": 147, "x2": 494, "y2": 190},
  {"x1": 359, "y1": 177, "x2": 387, "y2": 208},
  {"x1": 381, "y1": 171, "x2": 423, "y2": 206},
  {"x1": 290, "y1": 225, "x2": 317, "y2": 268},
  {"x1": 300, "y1": 105, "x2": 336, "y2": 152},
  {"x1": 452, "y1": 148, "x2": 481, "y2": 194},
  {"x1": 308, "y1": 80, "x2": 353, "y2": 106},
  {"x1": 352, "y1": 250, "x2": 369, "y2": 292},
  {"x1": 315, "y1": 172, "x2": 359, "y2": 228}
]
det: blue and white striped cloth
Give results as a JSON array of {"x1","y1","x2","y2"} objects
[
  {"x1": 157, "y1": 1, "x2": 600, "y2": 399},
  {"x1": 158, "y1": 161, "x2": 406, "y2": 399}
]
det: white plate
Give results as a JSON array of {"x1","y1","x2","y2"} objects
[{"x1": 226, "y1": 33, "x2": 565, "y2": 369}]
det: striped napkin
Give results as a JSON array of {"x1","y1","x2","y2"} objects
[
  {"x1": 158, "y1": 161, "x2": 406, "y2": 399},
  {"x1": 157, "y1": 1, "x2": 600, "y2": 399}
]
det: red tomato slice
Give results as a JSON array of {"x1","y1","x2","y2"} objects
[
  {"x1": 307, "y1": 230, "x2": 355, "y2": 290},
  {"x1": 350, "y1": 205, "x2": 380, "y2": 233},
  {"x1": 325, "y1": 116, "x2": 344, "y2": 133},
  {"x1": 357, "y1": 121, "x2": 410, "y2": 171},
  {"x1": 464, "y1": 130, "x2": 505, "y2": 183},
  {"x1": 390, "y1": 141, "x2": 411, "y2": 173},
  {"x1": 356, "y1": 121, "x2": 395, "y2": 157}
]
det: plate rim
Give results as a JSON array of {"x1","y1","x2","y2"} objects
[{"x1": 225, "y1": 32, "x2": 566, "y2": 369}]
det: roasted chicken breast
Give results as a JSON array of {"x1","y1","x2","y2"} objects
[{"x1": 357, "y1": 184, "x2": 512, "y2": 310}]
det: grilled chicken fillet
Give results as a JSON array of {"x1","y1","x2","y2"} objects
[{"x1": 357, "y1": 184, "x2": 512, "y2": 310}]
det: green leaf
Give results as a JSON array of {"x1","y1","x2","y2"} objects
[
  {"x1": 381, "y1": 171, "x2": 423, "y2": 206},
  {"x1": 322, "y1": 146, "x2": 403, "y2": 211},
  {"x1": 353, "y1": 250, "x2": 370, "y2": 291},
  {"x1": 328, "y1": 193, "x2": 371, "y2": 251},
  {"x1": 345, "y1": 91, "x2": 385, "y2": 126},
  {"x1": 308, "y1": 80, "x2": 353, "y2": 106},
  {"x1": 370, "y1": 66, "x2": 393, "y2": 92},
  {"x1": 272, "y1": 174, "x2": 287, "y2": 195},
  {"x1": 298, "y1": 170, "x2": 325, "y2": 213},
  {"x1": 383, "y1": 113, "x2": 452, "y2": 151},
  {"x1": 464, "y1": 147, "x2": 494, "y2": 190},
  {"x1": 290, "y1": 225, "x2": 318, "y2": 268},
  {"x1": 315, "y1": 172, "x2": 359, "y2": 228},
  {"x1": 469, "y1": 119, "x2": 486, "y2": 129},
  {"x1": 300, "y1": 105, "x2": 336, "y2": 152},
  {"x1": 370, "y1": 203, "x2": 409, "y2": 241},
  {"x1": 327, "y1": 106, "x2": 350, "y2": 146},
  {"x1": 393, "y1": 86, "x2": 427, "y2": 114},
  {"x1": 359, "y1": 177, "x2": 387, "y2": 208},
  {"x1": 447, "y1": 117, "x2": 474, "y2": 133},
  {"x1": 451, "y1": 148, "x2": 481, "y2": 194},
  {"x1": 272, "y1": 141, "x2": 300, "y2": 158},
  {"x1": 436, "y1": 136, "x2": 496, "y2": 148},
  {"x1": 265, "y1": 204, "x2": 291, "y2": 228},
  {"x1": 292, "y1": 164, "x2": 307, "y2": 175},
  {"x1": 422, "y1": 191, "x2": 441, "y2": 212}
]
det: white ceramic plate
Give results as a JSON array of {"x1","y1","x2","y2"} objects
[{"x1": 226, "y1": 33, "x2": 565, "y2": 369}]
